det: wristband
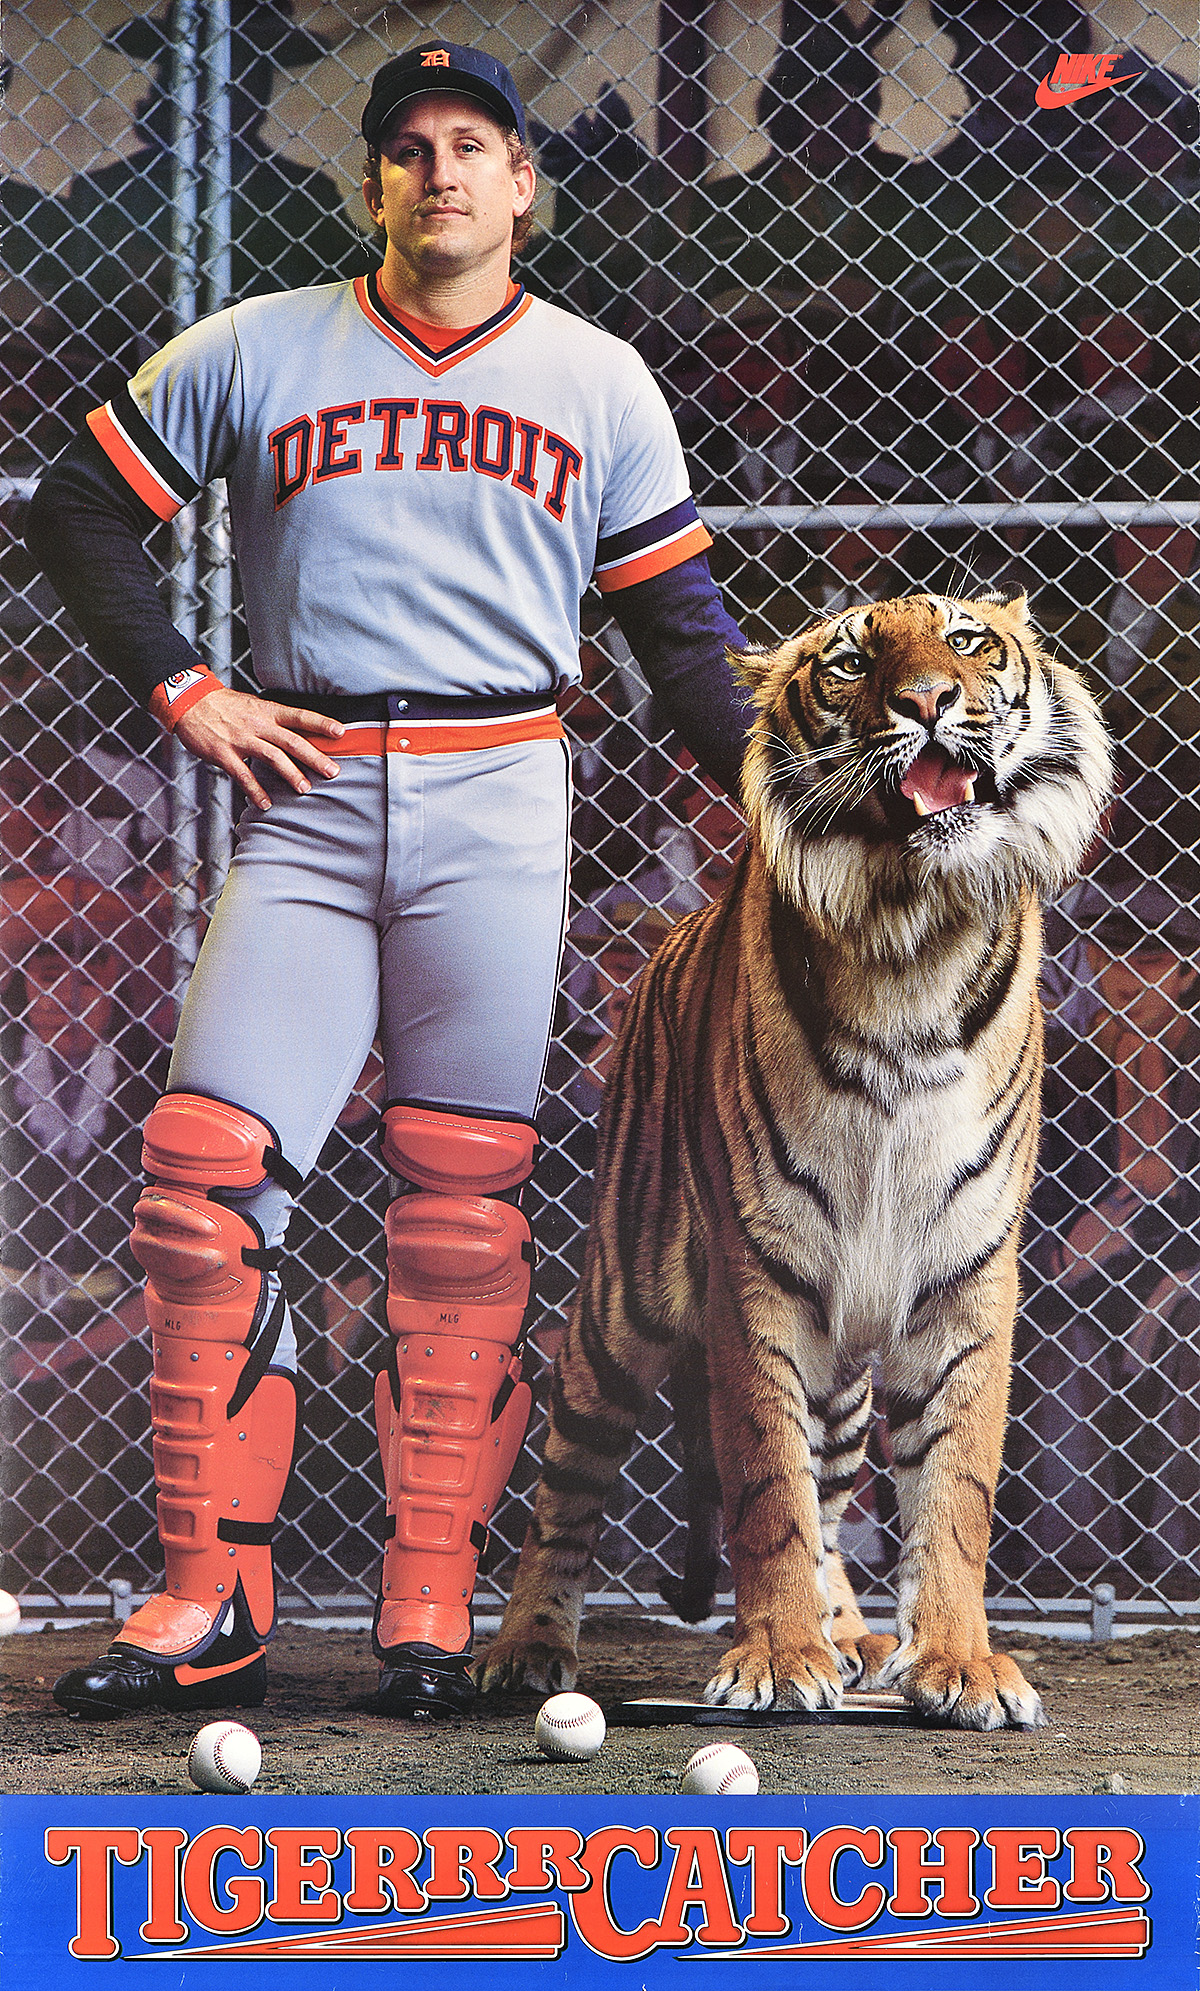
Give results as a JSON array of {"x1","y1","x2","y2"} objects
[{"x1": 149, "y1": 666, "x2": 223, "y2": 731}]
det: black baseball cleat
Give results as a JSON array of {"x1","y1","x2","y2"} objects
[
  {"x1": 52, "y1": 1647, "x2": 267, "y2": 1719},
  {"x1": 53, "y1": 1584, "x2": 268, "y2": 1719},
  {"x1": 375, "y1": 1642, "x2": 476, "y2": 1719}
]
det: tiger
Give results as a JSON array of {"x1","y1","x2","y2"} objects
[{"x1": 478, "y1": 590, "x2": 1113, "y2": 1730}]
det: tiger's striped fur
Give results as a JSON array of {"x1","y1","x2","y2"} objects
[{"x1": 479, "y1": 591, "x2": 1112, "y2": 1729}]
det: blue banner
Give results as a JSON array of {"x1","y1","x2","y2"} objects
[{"x1": 2, "y1": 1794, "x2": 1196, "y2": 1989}]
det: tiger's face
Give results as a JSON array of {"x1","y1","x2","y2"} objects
[{"x1": 740, "y1": 590, "x2": 1112, "y2": 928}]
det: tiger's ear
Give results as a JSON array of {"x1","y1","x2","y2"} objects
[
  {"x1": 1006, "y1": 589, "x2": 1030, "y2": 626},
  {"x1": 728, "y1": 642, "x2": 777, "y2": 689},
  {"x1": 977, "y1": 586, "x2": 1030, "y2": 625}
]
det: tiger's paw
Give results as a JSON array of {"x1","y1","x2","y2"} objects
[
  {"x1": 836, "y1": 1631, "x2": 900, "y2": 1689},
  {"x1": 704, "y1": 1632, "x2": 843, "y2": 1713},
  {"x1": 473, "y1": 1628, "x2": 579, "y2": 1698},
  {"x1": 880, "y1": 1645, "x2": 1045, "y2": 1730}
]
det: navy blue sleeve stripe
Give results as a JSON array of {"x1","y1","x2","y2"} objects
[
  {"x1": 594, "y1": 497, "x2": 702, "y2": 567},
  {"x1": 110, "y1": 384, "x2": 203, "y2": 505}
]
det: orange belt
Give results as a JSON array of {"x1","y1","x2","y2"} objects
[{"x1": 325, "y1": 706, "x2": 563, "y2": 757}]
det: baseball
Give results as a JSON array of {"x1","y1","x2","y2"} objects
[
  {"x1": 681, "y1": 1742, "x2": 759, "y2": 1796},
  {"x1": 187, "y1": 1720, "x2": 262, "y2": 1795},
  {"x1": 0, "y1": 1590, "x2": 20, "y2": 1637},
  {"x1": 534, "y1": 1692, "x2": 607, "y2": 1761}
]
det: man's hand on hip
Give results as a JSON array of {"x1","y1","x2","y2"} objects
[{"x1": 173, "y1": 687, "x2": 345, "y2": 808}]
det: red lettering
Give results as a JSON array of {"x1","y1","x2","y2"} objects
[
  {"x1": 985, "y1": 1828, "x2": 1060, "y2": 1910},
  {"x1": 727, "y1": 1828, "x2": 806, "y2": 1936},
  {"x1": 888, "y1": 1828, "x2": 980, "y2": 1918},
  {"x1": 266, "y1": 1829, "x2": 341, "y2": 1922},
  {"x1": 45, "y1": 1828, "x2": 141, "y2": 1961},
  {"x1": 180, "y1": 1826, "x2": 265, "y2": 1936},
  {"x1": 802, "y1": 1827, "x2": 887, "y2": 1933},
  {"x1": 425, "y1": 1828, "x2": 507, "y2": 1900},
  {"x1": 345, "y1": 1828, "x2": 426, "y2": 1913},
  {"x1": 1052, "y1": 51, "x2": 1105, "y2": 89},
  {"x1": 655, "y1": 1828, "x2": 742, "y2": 1948},
  {"x1": 1064, "y1": 1828, "x2": 1151, "y2": 1903},
  {"x1": 140, "y1": 1827, "x2": 188, "y2": 1943},
  {"x1": 571, "y1": 1827, "x2": 661, "y2": 1962},
  {"x1": 268, "y1": 414, "x2": 313, "y2": 508},
  {"x1": 472, "y1": 405, "x2": 514, "y2": 480},
  {"x1": 506, "y1": 1828, "x2": 590, "y2": 1891},
  {"x1": 513, "y1": 418, "x2": 541, "y2": 495},
  {"x1": 314, "y1": 403, "x2": 365, "y2": 482},
  {"x1": 541, "y1": 430, "x2": 583, "y2": 520},
  {"x1": 370, "y1": 397, "x2": 417, "y2": 469},
  {"x1": 417, "y1": 401, "x2": 470, "y2": 471}
]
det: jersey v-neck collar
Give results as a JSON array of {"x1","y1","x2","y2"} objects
[{"x1": 354, "y1": 271, "x2": 532, "y2": 376}]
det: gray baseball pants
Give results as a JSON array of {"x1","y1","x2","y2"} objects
[{"x1": 166, "y1": 736, "x2": 573, "y2": 1363}]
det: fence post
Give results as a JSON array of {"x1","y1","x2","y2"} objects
[{"x1": 1091, "y1": 1583, "x2": 1117, "y2": 1643}]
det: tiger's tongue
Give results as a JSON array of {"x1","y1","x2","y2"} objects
[{"x1": 900, "y1": 746, "x2": 972, "y2": 814}]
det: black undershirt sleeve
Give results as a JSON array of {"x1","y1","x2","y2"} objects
[
  {"x1": 606, "y1": 552, "x2": 755, "y2": 800},
  {"x1": 25, "y1": 425, "x2": 207, "y2": 708}
]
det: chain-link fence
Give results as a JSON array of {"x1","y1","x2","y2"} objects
[{"x1": 3, "y1": 2, "x2": 1198, "y2": 1639}]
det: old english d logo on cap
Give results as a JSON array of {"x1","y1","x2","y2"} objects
[{"x1": 362, "y1": 41, "x2": 526, "y2": 144}]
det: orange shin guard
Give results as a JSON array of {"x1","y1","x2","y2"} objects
[
  {"x1": 124, "y1": 1093, "x2": 299, "y2": 1659},
  {"x1": 374, "y1": 1104, "x2": 537, "y2": 1659}
]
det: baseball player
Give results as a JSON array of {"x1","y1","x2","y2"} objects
[{"x1": 27, "y1": 41, "x2": 751, "y2": 1720}]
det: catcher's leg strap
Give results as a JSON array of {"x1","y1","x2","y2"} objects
[
  {"x1": 374, "y1": 1105, "x2": 537, "y2": 1689},
  {"x1": 126, "y1": 1093, "x2": 299, "y2": 1658}
]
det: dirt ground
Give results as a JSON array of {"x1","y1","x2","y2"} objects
[{"x1": 2, "y1": 1612, "x2": 1197, "y2": 1798}]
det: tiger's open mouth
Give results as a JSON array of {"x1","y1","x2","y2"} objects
[{"x1": 887, "y1": 745, "x2": 998, "y2": 830}]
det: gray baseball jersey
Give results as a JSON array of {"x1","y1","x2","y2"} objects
[
  {"x1": 83, "y1": 275, "x2": 716, "y2": 1331},
  {"x1": 88, "y1": 275, "x2": 714, "y2": 704}
]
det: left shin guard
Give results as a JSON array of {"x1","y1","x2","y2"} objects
[
  {"x1": 53, "y1": 1095, "x2": 299, "y2": 1719},
  {"x1": 373, "y1": 1103, "x2": 537, "y2": 1666},
  {"x1": 130, "y1": 1094, "x2": 298, "y2": 1648}
]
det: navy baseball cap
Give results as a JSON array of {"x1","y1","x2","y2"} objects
[{"x1": 362, "y1": 41, "x2": 526, "y2": 146}]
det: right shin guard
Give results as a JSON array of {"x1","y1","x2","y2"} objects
[
  {"x1": 374, "y1": 1104, "x2": 537, "y2": 1664},
  {"x1": 125, "y1": 1092, "x2": 299, "y2": 1661}
]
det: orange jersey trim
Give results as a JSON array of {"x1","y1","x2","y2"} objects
[
  {"x1": 87, "y1": 402, "x2": 186, "y2": 521},
  {"x1": 594, "y1": 520, "x2": 713, "y2": 593},
  {"x1": 354, "y1": 276, "x2": 533, "y2": 376},
  {"x1": 376, "y1": 278, "x2": 521, "y2": 353},
  {"x1": 325, "y1": 708, "x2": 563, "y2": 757}
]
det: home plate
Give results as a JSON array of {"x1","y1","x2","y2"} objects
[{"x1": 607, "y1": 1690, "x2": 921, "y2": 1728}]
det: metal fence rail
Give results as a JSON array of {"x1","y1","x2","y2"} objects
[{"x1": 2, "y1": 1, "x2": 1197, "y2": 1638}]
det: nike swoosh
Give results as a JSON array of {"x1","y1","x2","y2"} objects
[
  {"x1": 1034, "y1": 71, "x2": 1131, "y2": 107},
  {"x1": 173, "y1": 1649, "x2": 264, "y2": 1685}
]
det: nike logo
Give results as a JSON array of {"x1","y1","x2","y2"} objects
[
  {"x1": 1035, "y1": 51, "x2": 1134, "y2": 107},
  {"x1": 173, "y1": 1649, "x2": 265, "y2": 1686}
]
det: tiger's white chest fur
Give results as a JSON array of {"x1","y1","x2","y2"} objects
[
  {"x1": 731, "y1": 869, "x2": 1044, "y2": 1368},
  {"x1": 765, "y1": 1069, "x2": 1023, "y2": 1348}
]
